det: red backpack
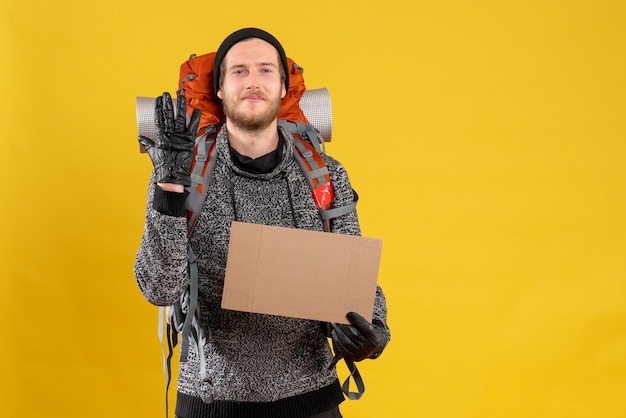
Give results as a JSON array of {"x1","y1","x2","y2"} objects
[{"x1": 177, "y1": 52, "x2": 347, "y2": 235}]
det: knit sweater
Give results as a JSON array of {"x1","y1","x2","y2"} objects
[{"x1": 134, "y1": 125, "x2": 390, "y2": 418}]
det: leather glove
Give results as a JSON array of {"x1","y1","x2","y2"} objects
[
  {"x1": 331, "y1": 312, "x2": 387, "y2": 362},
  {"x1": 139, "y1": 92, "x2": 200, "y2": 187}
]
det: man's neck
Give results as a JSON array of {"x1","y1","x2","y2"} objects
[{"x1": 226, "y1": 120, "x2": 280, "y2": 159}]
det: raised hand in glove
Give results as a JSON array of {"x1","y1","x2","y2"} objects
[
  {"x1": 331, "y1": 312, "x2": 388, "y2": 363},
  {"x1": 139, "y1": 92, "x2": 200, "y2": 187}
]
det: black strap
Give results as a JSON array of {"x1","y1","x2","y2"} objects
[{"x1": 164, "y1": 324, "x2": 178, "y2": 418}]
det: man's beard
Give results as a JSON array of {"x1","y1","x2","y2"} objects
[{"x1": 222, "y1": 92, "x2": 282, "y2": 132}]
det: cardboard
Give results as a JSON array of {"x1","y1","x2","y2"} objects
[{"x1": 222, "y1": 221, "x2": 383, "y2": 324}]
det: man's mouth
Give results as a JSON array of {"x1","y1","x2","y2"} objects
[{"x1": 243, "y1": 94, "x2": 264, "y2": 102}]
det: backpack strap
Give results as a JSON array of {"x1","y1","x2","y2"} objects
[
  {"x1": 159, "y1": 126, "x2": 220, "y2": 414},
  {"x1": 186, "y1": 126, "x2": 220, "y2": 235},
  {"x1": 280, "y1": 121, "x2": 364, "y2": 400},
  {"x1": 342, "y1": 359, "x2": 366, "y2": 400},
  {"x1": 280, "y1": 120, "x2": 358, "y2": 232},
  {"x1": 181, "y1": 126, "x2": 220, "y2": 388},
  {"x1": 157, "y1": 307, "x2": 178, "y2": 417}
]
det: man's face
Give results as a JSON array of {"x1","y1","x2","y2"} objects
[{"x1": 217, "y1": 38, "x2": 286, "y2": 131}]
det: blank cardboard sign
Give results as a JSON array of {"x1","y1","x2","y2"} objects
[{"x1": 222, "y1": 222, "x2": 383, "y2": 324}]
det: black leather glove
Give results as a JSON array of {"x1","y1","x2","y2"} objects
[
  {"x1": 139, "y1": 92, "x2": 200, "y2": 187},
  {"x1": 331, "y1": 312, "x2": 387, "y2": 362}
]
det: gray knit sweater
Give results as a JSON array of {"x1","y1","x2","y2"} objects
[{"x1": 134, "y1": 125, "x2": 390, "y2": 418}]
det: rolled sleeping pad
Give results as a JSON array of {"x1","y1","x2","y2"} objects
[{"x1": 135, "y1": 87, "x2": 333, "y2": 150}]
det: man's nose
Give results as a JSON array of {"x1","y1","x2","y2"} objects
[{"x1": 246, "y1": 71, "x2": 259, "y2": 89}]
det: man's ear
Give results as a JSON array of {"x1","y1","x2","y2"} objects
[
  {"x1": 217, "y1": 89, "x2": 223, "y2": 100},
  {"x1": 281, "y1": 83, "x2": 286, "y2": 99}
]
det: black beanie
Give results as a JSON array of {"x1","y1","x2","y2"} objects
[{"x1": 213, "y1": 28, "x2": 289, "y2": 98}]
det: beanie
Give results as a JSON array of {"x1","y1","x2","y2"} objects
[{"x1": 213, "y1": 28, "x2": 289, "y2": 98}]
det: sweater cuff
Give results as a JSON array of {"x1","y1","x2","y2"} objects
[{"x1": 153, "y1": 185, "x2": 188, "y2": 217}]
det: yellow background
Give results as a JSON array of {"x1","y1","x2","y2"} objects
[{"x1": 1, "y1": 0, "x2": 625, "y2": 417}]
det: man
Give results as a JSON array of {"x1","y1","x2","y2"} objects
[{"x1": 135, "y1": 28, "x2": 390, "y2": 418}]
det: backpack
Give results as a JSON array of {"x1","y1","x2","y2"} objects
[{"x1": 151, "y1": 51, "x2": 362, "y2": 415}]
